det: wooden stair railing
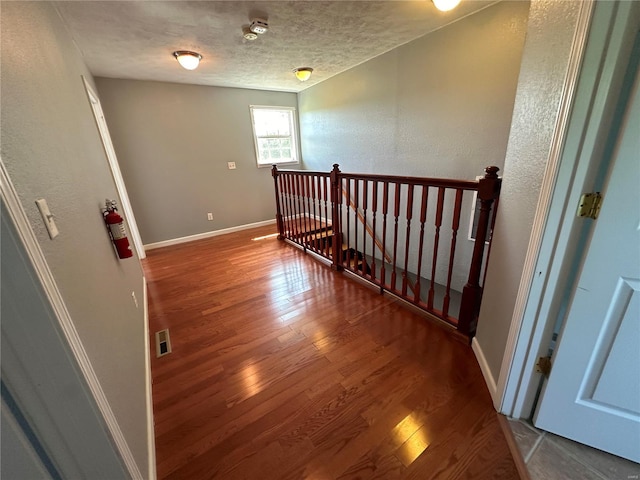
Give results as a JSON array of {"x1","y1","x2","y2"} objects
[
  {"x1": 272, "y1": 164, "x2": 501, "y2": 338},
  {"x1": 341, "y1": 186, "x2": 392, "y2": 264}
]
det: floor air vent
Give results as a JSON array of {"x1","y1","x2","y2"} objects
[{"x1": 155, "y1": 329, "x2": 172, "y2": 357}]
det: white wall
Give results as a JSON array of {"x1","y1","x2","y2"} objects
[
  {"x1": 475, "y1": 0, "x2": 583, "y2": 382},
  {"x1": 1, "y1": 2, "x2": 151, "y2": 477},
  {"x1": 95, "y1": 78, "x2": 298, "y2": 245}
]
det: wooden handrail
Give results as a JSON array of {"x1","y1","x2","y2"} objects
[{"x1": 272, "y1": 164, "x2": 501, "y2": 338}]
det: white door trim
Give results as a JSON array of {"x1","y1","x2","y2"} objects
[
  {"x1": 83, "y1": 77, "x2": 146, "y2": 260},
  {"x1": 0, "y1": 157, "x2": 143, "y2": 479},
  {"x1": 498, "y1": 0, "x2": 640, "y2": 419}
]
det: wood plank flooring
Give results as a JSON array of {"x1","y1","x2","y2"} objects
[{"x1": 143, "y1": 225, "x2": 519, "y2": 479}]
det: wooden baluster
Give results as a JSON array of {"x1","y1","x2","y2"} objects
[
  {"x1": 305, "y1": 175, "x2": 313, "y2": 238},
  {"x1": 283, "y1": 174, "x2": 293, "y2": 240},
  {"x1": 330, "y1": 164, "x2": 343, "y2": 271},
  {"x1": 371, "y1": 181, "x2": 378, "y2": 283},
  {"x1": 311, "y1": 175, "x2": 318, "y2": 251},
  {"x1": 401, "y1": 184, "x2": 414, "y2": 296},
  {"x1": 354, "y1": 179, "x2": 360, "y2": 273},
  {"x1": 381, "y1": 181, "x2": 389, "y2": 292},
  {"x1": 459, "y1": 166, "x2": 501, "y2": 337},
  {"x1": 289, "y1": 174, "x2": 297, "y2": 241},
  {"x1": 428, "y1": 187, "x2": 445, "y2": 310},
  {"x1": 280, "y1": 172, "x2": 290, "y2": 239},
  {"x1": 294, "y1": 174, "x2": 304, "y2": 244},
  {"x1": 362, "y1": 180, "x2": 368, "y2": 277},
  {"x1": 271, "y1": 165, "x2": 285, "y2": 240},
  {"x1": 345, "y1": 177, "x2": 352, "y2": 269},
  {"x1": 414, "y1": 186, "x2": 429, "y2": 303},
  {"x1": 301, "y1": 175, "x2": 309, "y2": 242},
  {"x1": 442, "y1": 189, "x2": 463, "y2": 318},
  {"x1": 296, "y1": 175, "x2": 307, "y2": 247},
  {"x1": 323, "y1": 176, "x2": 330, "y2": 258},
  {"x1": 391, "y1": 183, "x2": 401, "y2": 292}
]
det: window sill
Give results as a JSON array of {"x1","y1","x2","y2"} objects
[{"x1": 257, "y1": 161, "x2": 300, "y2": 169}]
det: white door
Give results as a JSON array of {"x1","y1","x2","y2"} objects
[
  {"x1": 83, "y1": 78, "x2": 146, "y2": 260},
  {"x1": 534, "y1": 67, "x2": 640, "y2": 462}
]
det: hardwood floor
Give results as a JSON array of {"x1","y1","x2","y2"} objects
[{"x1": 143, "y1": 225, "x2": 520, "y2": 479}]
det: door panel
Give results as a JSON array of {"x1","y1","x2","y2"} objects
[{"x1": 534, "y1": 65, "x2": 640, "y2": 462}]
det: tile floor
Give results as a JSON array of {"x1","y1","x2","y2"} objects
[{"x1": 508, "y1": 419, "x2": 640, "y2": 480}]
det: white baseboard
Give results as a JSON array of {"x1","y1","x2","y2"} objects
[
  {"x1": 142, "y1": 277, "x2": 157, "y2": 480},
  {"x1": 472, "y1": 337, "x2": 500, "y2": 409},
  {"x1": 144, "y1": 219, "x2": 276, "y2": 251}
]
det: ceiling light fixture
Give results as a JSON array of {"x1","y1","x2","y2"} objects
[
  {"x1": 293, "y1": 67, "x2": 313, "y2": 82},
  {"x1": 243, "y1": 27, "x2": 258, "y2": 41},
  {"x1": 249, "y1": 18, "x2": 269, "y2": 35},
  {"x1": 172, "y1": 51, "x2": 202, "y2": 70},
  {"x1": 432, "y1": 0, "x2": 461, "y2": 12}
]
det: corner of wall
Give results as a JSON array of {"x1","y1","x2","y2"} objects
[{"x1": 472, "y1": 337, "x2": 501, "y2": 409}]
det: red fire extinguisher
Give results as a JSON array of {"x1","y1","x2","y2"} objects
[{"x1": 103, "y1": 199, "x2": 133, "y2": 259}]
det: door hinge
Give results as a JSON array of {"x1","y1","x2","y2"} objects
[
  {"x1": 536, "y1": 356, "x2": 552, "y2": 377},
  {"x1": 576, "y1": 192, "x2": 602, "y2": 219}
]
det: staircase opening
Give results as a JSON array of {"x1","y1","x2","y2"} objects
[{"x1": 271, "y1": 164, "x2": 501, "y2": 338}]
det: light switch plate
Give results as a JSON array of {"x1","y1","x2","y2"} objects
[{"x1": 35, "y1": 198, "x2": 59, "y2": 239}]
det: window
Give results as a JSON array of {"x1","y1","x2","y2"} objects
[{"x1": 249, "y1": 106, "x2": 300, "y2": 167}]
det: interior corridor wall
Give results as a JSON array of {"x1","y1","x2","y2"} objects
[
  {"x1": 96, "y1": 78, "x2": 298, "y2": 245},
  {"x1": 1, "y1": 2, "x2": 151, "y2": 476},
  {"x1": 298, "y1": 1, "x2": 530, "y2": 180},
  {"x1": 297, "y1": 1, "x2": 529, "y2": 303}
]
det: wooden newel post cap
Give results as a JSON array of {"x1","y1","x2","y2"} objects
[
  {"x1": 332, "y1": 163, "x2": 341, "y2": 173},
  {"x1": 484, "y1": 166, "x2": 499, "y2": 179},
  {"x1": 271, "y1": 164, "x2": 278, "y2": 177}
]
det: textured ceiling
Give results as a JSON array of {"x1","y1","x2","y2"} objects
[{"x1": 55, "y1": 1, "x2": 498, "y2": 92}]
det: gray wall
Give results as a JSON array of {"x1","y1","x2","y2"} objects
[
  {"x1": 298, "y1": 1, "x2": 530, "y2": 180},
  {"x1": 476, "y1": 0, "x2": 582, "y2": 380},
  {"x1": 95, "y1": 78, "x2": 298, "y2": 245},
  {"x1": 1, "y1": 2, "x2": 151, "y2": 477},
  {"x1": 296, "y1": 1, "x2": 529, "y2": 298}
]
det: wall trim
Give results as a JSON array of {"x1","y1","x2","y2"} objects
[
  {"x1": 142, "y1": 277, "x2": 157, "y2": 480},
  {"x1": 0, "y1": 159, "x2": 143, "y2": 479},
  {"x1": 144, "y1": 219, "x2": 276, "y2": 251},
  {"x1": 495, "y1": 0, "x2": 595, "y2": 415},
  {"x1": 472, "y1": 337, "x2": 499, "y2": 408}
]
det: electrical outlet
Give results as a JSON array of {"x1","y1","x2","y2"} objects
[
  {"x1": 228, "y1": 162, "x2": 236, "y2": 170},
  {"x1": 207, "y1": 213, "x2": 214, "y2": 221}
]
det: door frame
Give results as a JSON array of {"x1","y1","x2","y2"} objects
[
  {"x1": 498, "y1": 0, "x2": 640, "y2": 419},
  {"x1": 83, "y1": 77, "x2": 146, "y2": 260}
]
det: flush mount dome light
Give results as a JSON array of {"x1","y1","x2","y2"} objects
[
  {"x1": 432, "y1": 0, "x2": 461, "y2": 11},
  {"x1": 293, "y1": 67, "x2": 313, "y2": 82},
  {"x1": 172, "y1": 51, "x2": 202, "y2": 70}
]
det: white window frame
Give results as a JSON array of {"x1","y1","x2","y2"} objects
[{"x1": 249, "y1": 105, "x2": 300, "y2": 168}]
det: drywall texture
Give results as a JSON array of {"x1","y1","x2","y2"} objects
[
  {"x1": 298, "y1": 1, "x2": 530, "y2": 180},
  {"x1": 475, "y1": 0, "x2": 582, "y2": 380},
  {"x1": 297, "y1": 1, "x2": 528, "y2": 297},
  {"x1": 95, "y1": 78, "x2": 298, "y2": 245},
  {"x1": 1, "y1": 3, "x2": 150, "y2": 477}
]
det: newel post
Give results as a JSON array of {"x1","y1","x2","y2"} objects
[
  {"x1": 271, "y1": 165, "x2": 285, "y2": 240},
  {"x1": 458, "y1": 166, "x2": 501, "y2": 337},
  {"x1": 330, "y1": 164, "x2": 344, "y2": 271}
]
